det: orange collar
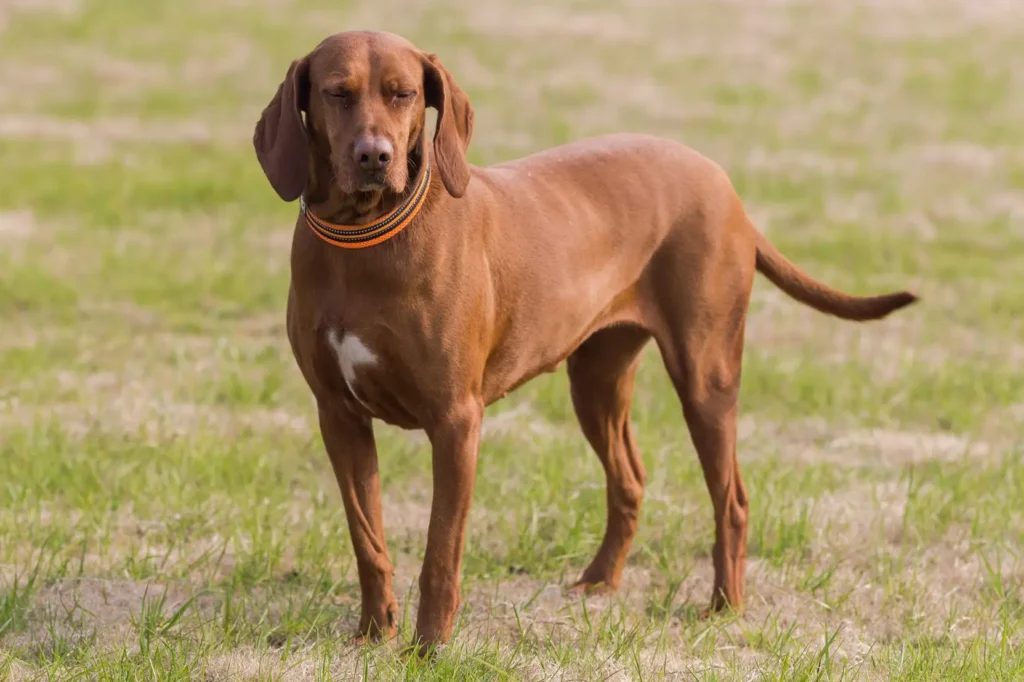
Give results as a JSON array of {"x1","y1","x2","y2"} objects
[{"x1": 300, "y1": 162, "x2": 431, "y2": 249}]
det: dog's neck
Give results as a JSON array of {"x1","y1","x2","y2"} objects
[{"x1": 305, "y1": 144, "x2": 427, "y2": 227}]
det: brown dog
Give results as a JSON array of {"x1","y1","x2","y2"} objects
[{"x1": 253, "y1": 31, "x2": 916, "y2": 650}]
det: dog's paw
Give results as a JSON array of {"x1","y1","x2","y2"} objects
[
  {"x1": 350, "y1": 619, "x2": 398, "y2": 646},
  {"x1": 350, "y1": 632, "x2": 373, "y2": 646},
  {"x1": 698, "y1": 600, "x2": 741, "y2": 620},
  {"x1": 401, "y1": 640, "x2": 445, "y2": 661},
  {"x1": 567, "y1": 580, "x2": 613, "y2": 597},
  {"x1": 349, "y1": 626, "x2": 397, "y2": 646}
]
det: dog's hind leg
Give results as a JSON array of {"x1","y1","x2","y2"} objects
[
  {"x1": 567, "y1": 325, "x2": 652, "y2": 594},
  {"x1": 662, "y1": 337, "x2": 748, "y2": 613},
  {"x1": 650, "y1": 214, "x2": 754, "y2": 613}
]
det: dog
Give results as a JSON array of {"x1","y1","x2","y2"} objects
[{"x1": 253, "y1": 30, "x2": 916, "y2": 650}]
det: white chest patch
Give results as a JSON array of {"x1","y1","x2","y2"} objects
[{"x1": 327, "y1": 330, "x2": 378, "y2": 408}]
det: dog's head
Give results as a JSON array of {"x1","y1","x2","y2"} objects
[{"x1": 254, "y1": 31, "x2": 474, "y2": 202}]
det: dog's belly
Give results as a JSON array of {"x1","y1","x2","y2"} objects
[{"x1": 481, "y1": 276, "x2": 643, "y2": 404}]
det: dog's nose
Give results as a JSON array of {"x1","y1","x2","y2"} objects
[{"x1": 354, "y1": 137, "x2": 393, "y2": 171}]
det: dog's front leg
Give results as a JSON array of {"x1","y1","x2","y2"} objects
[
  {"x1": 318, "y1": 403, "x2": 398, "y2": 641},
  {"x1": 414, "y1": 399, "x2": 483, "y2": 651}
]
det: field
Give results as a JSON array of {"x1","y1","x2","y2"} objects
[{"x1": 2, "y1": 0, "x2": 1024, "y2": 679}]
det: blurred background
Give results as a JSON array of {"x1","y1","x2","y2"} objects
[{"x1": 2, "y1": 0, "x2": 1023, "y2": 679}]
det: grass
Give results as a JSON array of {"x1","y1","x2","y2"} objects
[{"x1": 2, "y1": 0, "x2": 1024, "y2": 678}]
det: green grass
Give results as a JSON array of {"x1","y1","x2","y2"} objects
[{"x1": 2, "y1": 0, "x2": 1024, "y2": 679}]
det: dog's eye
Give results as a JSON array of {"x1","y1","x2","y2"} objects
[
  {"x1": 394, "y1": 90, "x2": 416, "y2": 101},
  {"x1": 326, "y1": 89, "x2": 353, "y2": 103}
]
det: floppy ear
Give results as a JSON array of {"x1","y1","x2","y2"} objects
[
  {"x1": 422, "y1": 53, "x2": 474, "y2": 198},
  {"x1": 253, "y1": 57, "x2": 310, "y2": 202}
]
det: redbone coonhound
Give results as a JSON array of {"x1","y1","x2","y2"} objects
[{"x1": 253, "y1": 31, "x2": 916, "y2": 651}]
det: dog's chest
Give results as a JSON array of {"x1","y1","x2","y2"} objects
[
  {"x1": 326, "y1": 329, "x2": 379, "y2": 411},
  {"x1": 319, "y1": 328, "x2": 421, "y2": 427}
]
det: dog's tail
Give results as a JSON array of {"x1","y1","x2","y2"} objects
[{"x1": 755, "y1": 231, "x2": 917, "y2": 321}]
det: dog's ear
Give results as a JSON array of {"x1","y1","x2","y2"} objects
[
  {"x1": 421, "y1": 53, "x2": 474, "y2": 198},
  {"x1": 253, "y1": 57, "x2": 311, "y2": 202}
]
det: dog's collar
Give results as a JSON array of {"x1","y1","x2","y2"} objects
[{"x1": 300, "y1": 161, "x2": 431, "y2": 249}]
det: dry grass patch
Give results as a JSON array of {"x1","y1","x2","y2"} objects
[
  {"x1": 0, "y1": 0, "x2": 80, "y2": 33},
  {"x1": 0, "y1": 116, "x2": 249, "y2": 165}
]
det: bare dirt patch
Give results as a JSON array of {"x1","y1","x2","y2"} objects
[
  {"x1": 0, "y1": 210, "x2": 35, "y2": 261},
  {"x1": 0, "y1": 210, "x2": 33, "y2": 240},
  {"x1": 202, "y1": 648, "x2": 321, "y2": 682},
  {"x1": 1, "y1": 577, "x2": 192, "y2": 664},
  {"x1": 34, "y1": 577, "x2": 188, "y2": 629},
  {"x1": 824, "y1": 428, "x2": 989, "y2": 465},
  {"x1": 738, "y1": 416, "x2": 996, "y2": 469},
  {"x1": 0, "y1": 390, "x2": 313, "y2": 444}
]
